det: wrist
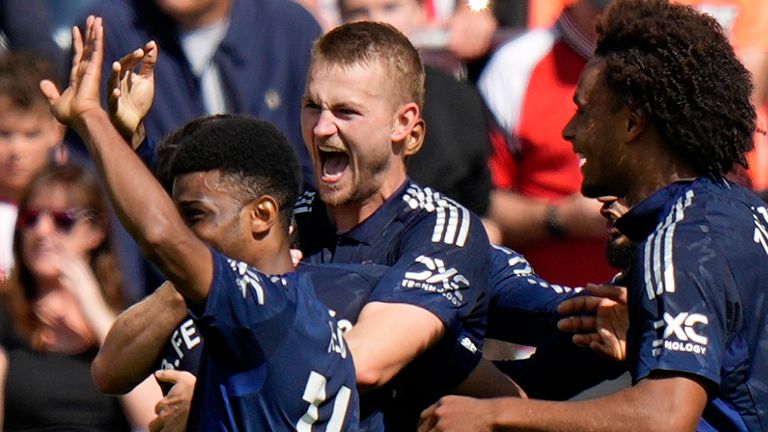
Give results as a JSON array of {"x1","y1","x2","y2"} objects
[
  {"x1": 545, "y1": 205, "x2": 568, "y2": 239},
  {"x1": 72, "y1": 108, "x2": 110, "y2": 134}
]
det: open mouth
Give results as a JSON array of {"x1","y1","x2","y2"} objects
[
  {"x1": 577, "y1": 153, "x2": 587, "y2": 168},
  {"x1": 319, "y1": 146, "x2": 350, "y2": 183}
]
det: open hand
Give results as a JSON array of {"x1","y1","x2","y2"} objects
[
  {"x1": 39, "y1": 16, "x2": 105, "y2": 127},
  {"x1": 557, "y1": 283, "x2": 628, "y2": 361},
  {"x1": 108, "y1": 40, "x2": 157, "y2": 145}
]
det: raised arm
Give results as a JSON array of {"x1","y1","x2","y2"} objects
[{"x1": 39, "y1": 17, "x2": 212, "y2": 305}]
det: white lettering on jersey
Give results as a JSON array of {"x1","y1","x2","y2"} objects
[
  {"x1": 644, "y1": 191, "x2": 694, "y2": 300},
  {"x1": 163, "y1": 318, "x2": 201, "y2": 369},
  {"x1": 402, "y1": 255, "x2": 468, "y2": 306},
  {"x1": 653, "y1": 312, "x2": 709, "y2": 356},
  {"x1": 227, "y1": 259, "x2": 265, "y2": 304}
]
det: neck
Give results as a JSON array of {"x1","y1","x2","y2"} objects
[
  {"x1": 327, "y1": 177, "x2": 407, "y2": 234},
  {"x1": 625, "y1": 147, "x2": 700, "y2": 207},
  {"x1": 175, "y1": 0, "x2": 232, "y2": 30},
  {"x1": 247, "y1": 238, "x2": 295, "y2": 276}
]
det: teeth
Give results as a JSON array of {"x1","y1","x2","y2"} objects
[{"x1": 578, "y1": 153, "x2": 587, "y2": 168}]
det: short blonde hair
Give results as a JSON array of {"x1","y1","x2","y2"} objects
[{"x1": 311, "y1": 21, "x2": 425, "y2": 110}]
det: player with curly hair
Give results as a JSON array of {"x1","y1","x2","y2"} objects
[{"x1": 419, "y1": 1, "x2": 767, "y2": 430}]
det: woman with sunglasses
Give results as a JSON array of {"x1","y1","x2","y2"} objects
[{"x1": 0, "y1": 163, "x2": 160, "y2": 430}]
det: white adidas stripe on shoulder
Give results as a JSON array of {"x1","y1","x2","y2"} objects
[
  {"x1": 643, "y1": 190, "x2": 695, "y2": 300},
  {"x1": 294, "y1": 191, "x2": 316, "y2": 214},
  {"x1": 403, "y1": 185, "x2": 471, "y2": 247}
]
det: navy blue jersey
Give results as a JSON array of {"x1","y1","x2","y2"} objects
[
  {"x1": 487, "y1": 244, "x2": 582, "y2": 345},
  {"x1": 184, "y1": 251, "x2": 360, "y2": 432},
  {"x1": 296, "y1": 182, "x2": 490, "y2": 428},
  {"x1": 616, "y1": 177, "x2": 768, "y2": 431}
]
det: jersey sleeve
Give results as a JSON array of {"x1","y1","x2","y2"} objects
[
  {"x1": 630, "y1": 221, "x2": 731, "y2": 388},
  {"x1": 486, "y1": 244, "x2": 582, "y2": 346},
  {"x1": 365, "y1": 201, "x2": 491, "y2": 338},
  {"x1": 189, "y1": 251, "x2": 296, "y2": 369}
]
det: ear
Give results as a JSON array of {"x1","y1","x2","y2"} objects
[
  {"x1": 391, "y1": 102, "x2": 424, "y2": 157},
  {"x1": 625, "y1": 108, "x2": 646, "y2": 142},
  {"x1": 247, "y1": 195, "x2": 280, "y2": 235}
]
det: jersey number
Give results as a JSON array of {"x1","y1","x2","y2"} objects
[{"x1": 296, "y1": 371, "x2": 352, "y2": 432}]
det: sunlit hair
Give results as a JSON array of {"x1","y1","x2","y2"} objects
[
  {"x1": 595, "y1": 0, "x2": 755, "y2": 177},
  {"x1": 0, "y1": 52, "x2": 59, "y2": 113},
  {"x1": 311, "y1": 21, "x2": 425, "y2": 110},
  {"x1": 2, "y1": 164, "x2": 125, "y2": 350}
]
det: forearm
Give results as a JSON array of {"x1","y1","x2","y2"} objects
[
  {"x1": 93, "y1": 282, "x2": 188, "y2": 394},
  {"x1": 118, "y1": 375, "x2": 163, "y2": 429},
  {"x1": 488, "y1": 190, "x2": 551, "y2": 247},
  {"x1": 345, "y1": 302, "x2": 444, "y2": 391},
  {"x1": 485, "y1": 377, "x2": 705, "y2": 431},
  {"x1": 70, "y1": 109, "x2": 208, "y2": 303},
  {"x1": 72, "y1": 110, "x2": 178, "y2": 256}
]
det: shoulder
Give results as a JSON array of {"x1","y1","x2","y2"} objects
[
  {"x1": 400, "y1": 183, "x2": 483, "y2": 248},
  {"x1": 294, "y1": 190, "x2": 318, "y2": 215}
]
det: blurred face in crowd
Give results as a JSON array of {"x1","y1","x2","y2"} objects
[
  {"x1": 340, "y1": 0, "x2": 425, "y2": 37},
  {"x1": 0, "y1": 99, "x2": 61, "y2": 200},
  {"x1": 20, "y1": 183, "x2": 103, "y2": 281},
  {"x1": 173, "y1": 170, "x2": 253, "y2": 263},
  {"x1": 301, "y1": 58, "x2": 414, "y2": 208},
  {"x1": 563, "y1": 59, "x2": 632, "y2": 199}
]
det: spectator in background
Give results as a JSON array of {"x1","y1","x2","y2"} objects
[
  {"x1": 79, "y1": 0, "x2": 322, "y2": 297},
  {"x1": 0, "y1": 164, "x2": 161, "y2": 431},
  {"x1": 81, "y1": 0, "x2": 320, "y2": 189},
  {"x1": 477, "y1": 0, "x2": 614, "y2": 288},
  {"x1": 338, "y1": 0, "x2": 496, "y2": 230},
  {"x1": 0, "y1": 0, "x2": 65, "y2": 80},
  {"x1": 0, "y1": 53, "x2": 66, "y2": 282}
]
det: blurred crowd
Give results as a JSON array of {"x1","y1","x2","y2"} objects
[{"x1": 0, "y1": 0, "x2": 766, "y2": 430}]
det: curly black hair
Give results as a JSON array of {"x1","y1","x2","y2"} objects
[
  {"x1": 158, "y1": 114, "x2": 301, "y2": 228},
  {"x1": 595, "y1": 0, "x2": 755, "y2": 177}
]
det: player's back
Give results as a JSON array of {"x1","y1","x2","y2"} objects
[{"x1": 186, "y1": 252, "x2": 359, "y2": 431}]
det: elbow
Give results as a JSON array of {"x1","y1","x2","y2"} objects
[
  {"x1": 91, "y1": 354, "x2": 133, "y2": 395},
  {"x1": 140, "y1": 217, "x2": 175, "y2": 254},
  {"x1": 354, "y1": 363, "x2": 390, "y2": 392},
  {"x1": 92, "y1": 355, "x2": 122, "y2": 394}
]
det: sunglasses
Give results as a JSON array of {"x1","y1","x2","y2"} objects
[{"x1": 17, "y1": 208, "x2": 95, "y2": 233}]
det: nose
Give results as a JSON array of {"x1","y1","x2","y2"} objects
[
  {"x1": 29, "y1": 213, "x2": 58, "y2": 236},
  {"x1": 562, "y1": 115, "x2": 575, "y2": 142},
  {"x1": 313, "y1": 109, "x2": 337, "y2": 137}
]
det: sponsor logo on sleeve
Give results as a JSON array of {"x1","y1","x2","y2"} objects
[
  {"x1": 402, "y1": 255, "x2": 468, "y2": 306},
  {"x1": 651, "y1": 312, "x2": 709, "y2": 356}
]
